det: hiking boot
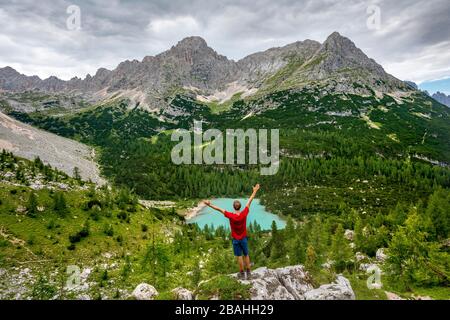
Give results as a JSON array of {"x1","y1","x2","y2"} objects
[
  {"x1": 246, "y1": 270, "x2": 252, "y2": 280},
  {"x1": 238, "y1": 271, "x2": 245, "y2": 280}
]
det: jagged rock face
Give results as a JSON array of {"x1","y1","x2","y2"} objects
[
  {"x1": 432, "y1": 92, "x2": 450, "y2": 107},
  {"x1": 235, "y1": 267, "x2": 298, "y2": 300},
  {"x1": 0, "y1": 67, "x2": 66, "y2": 92},
  {"x1": 304, "y1": 275, "x2": 355, "y2": 300},
  {"x1": 232, "y1": 265, "x2": 355, "y2": 300},
  {"x1": 283, "y1": 32, "x2": 410, "y2": 95},
  {"x1": 131, "y1": 283, "x2": 158, "y2": 300},
  {"x1": 236, "y1": 40, "x2": 321, "y2": 86},
  {"x1": 0, "y1": 32, "x2": 413, "y2": 110}
]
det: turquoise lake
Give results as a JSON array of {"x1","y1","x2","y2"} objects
[{"x1": 187, "y1": 198, "x2": 286, "y2": 230}]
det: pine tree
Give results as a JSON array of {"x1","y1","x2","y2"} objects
[
  {"x1": 305, "y1": 245, "x2": 317, "y2": 270},
  {"x1": 270, "y1": 221, "x2": 285, "y2": 261},
  {"x1": 284, "y1": 217, "x2": 295, "y2": 239},
  {"x1": 424, "y1": 188, "x2": 450, "y2": 240},
  {"x1": 73, "y1": 167, "x2": 81, "y2": 181},
  {"x1": 386, "y1": 210, "x2": 449, "y2": 289},
  {"x1": 54, "y1": 192, "x2": 68, "y2": 217},
  {"x1": 290, "y1": 236, "x2": 306, "y2": 264},
  {"x1": 330, "y1": 224, "x2": 353, "y2": 272},
  {"x1": 27, "y1": 192, "x2": 38, "y2": 217}
]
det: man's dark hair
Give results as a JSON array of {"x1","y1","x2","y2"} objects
[{"x1": 233, "y1": 200, "x2": 241, "y2": 211}]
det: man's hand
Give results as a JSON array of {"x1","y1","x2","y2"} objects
[
  {"x1": 246, "y1": 184, "x2": 260, "y2": 209},
  {"x1": 203, "y1": 200, "x2": 226, "y2": 215}
]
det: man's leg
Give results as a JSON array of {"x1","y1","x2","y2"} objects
[
  {"x1": 237, "y1": 256, "x2": 244, "y2": 272},
  {"x1": 233, "y1": 239, "x2": 245, "y2": 278},
  {"x1": 244, "y1": 255, "x2": 251, "y2": 270}
]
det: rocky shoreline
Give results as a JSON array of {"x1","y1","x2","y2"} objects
[{"x1": 184, "y1": 201, "x2": 207, "y2": 220}]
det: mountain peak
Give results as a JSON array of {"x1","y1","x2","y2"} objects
[
  {"x1": 174, "y1": 36, "x2": 209, "y2": 49},
  {"x1": 323, "y1": 31, "x2": 355, "y2": 48},
  {"x1": 0, "y1": 66, "x2": 20, "y2": 76}
]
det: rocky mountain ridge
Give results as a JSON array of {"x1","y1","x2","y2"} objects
[
  {"x1": 432, "y1": 91, "x2": 450, "y2": 107},
  {"x1": 0, "y1": 32, "x2": 412, "y2": 112}
]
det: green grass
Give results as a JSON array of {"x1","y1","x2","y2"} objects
[
  {"x1": 204, "y1": 92, "x2": 244, "y2": 114},
  {"x1": 344, "y1": 272, "x2": 387, "y2": 300},
  {"x1": 196, "y1": 275, "x2": 251, "y2": 300},
  {"x1": 406, "y1": 286, "x2": 450, "y2": 300}
]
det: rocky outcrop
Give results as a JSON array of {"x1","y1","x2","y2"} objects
[
  {"x1": 171, "y1": 287, "x2": 194, "y2": 300},
  {"x1": 132, "y1": 283, "x2": 158, "y2": 300},
  {"x1": 304, "y1": 275, "x2": 355, "y2": 300},
  {"x1": 376, "y1": 248, "x2": 387, "y2": 262},
  {"x1": 432, "y1": 92, "x2": 450, "y2": 107},
  {"x1": 344, "y1": 229, "x2": 355, "y2": 241},
  {"x1": 232, "y1": 265, "x2": 355, "y2": 300}
]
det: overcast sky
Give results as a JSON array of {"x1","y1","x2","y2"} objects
[{"x1": 0, "y1": 0, "x2": 449, "y2": 92}]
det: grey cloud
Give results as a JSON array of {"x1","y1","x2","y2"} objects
[{"x1": 0, "y1": 0, "x2": 448, "y2": 83}]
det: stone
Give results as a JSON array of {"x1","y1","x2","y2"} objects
[
  {"x1": 376, "y1": 248, "x2": 387, "y2": 261},
  {"x1": 344, "y1": 229, "x2": 355, "y2": 241},
  {"x1": 385, "y1": 291, "x2": 404, "y2": 300},
  {"x1": 236, "y1": 267, "x2": 295, "y2": 300},
  {"x1": 171, "y1": 287, "x2": 194, "y2": 300},
  {"x1": 132, "y1": 283, "x2": 158, "y2": 300},
  {"x1": 304, "y1": 275, "x2": 355, "y2": 300},
  {"x1": 275, "y1": 265, "x2": 313, "y2": 299},
  {"x1": 355, "y1": 252, "x2": 367, "y2": 262},
  {"x1": 232, "y1": 265, "x2": 355, "y2": 301},
  {"x1": 359, "y1": 263, "x2": 379, "y2": 272}
]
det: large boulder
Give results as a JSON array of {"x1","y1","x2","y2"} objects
[
  {"x1": 355, "y1": 252, "x2": 367, "y2": 262},
  {"x1": 275, "y1": 265, "x2": 313, "y2": 299},
  {"x1": 132, "y1": 283, "x2": 158, "y2": 300},
  {"x1": 236, "y1": 267, "x2": 295, "y2": 300},
  {"x1": 344, "y1": 229, "x2": 355, "y2": 241},
  {"x1": 304, "y1": 275, "x2": 355, "y2": 300},
  {"x1": 376, "y1": 248, "x2": 387, "y2": 261},
  {"x1": 171, "y1": 287, "x2": 194, "y2": 300},
  {"x1": 233, "y1": 265, "x2": 355, "y2": 300}
]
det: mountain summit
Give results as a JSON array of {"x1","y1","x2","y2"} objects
[{"x1": 0, "y1": 32, "x2": 411, "y2": 110}]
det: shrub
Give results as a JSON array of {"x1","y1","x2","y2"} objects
[
  {"x1": 196, "y1": 275, "x2": 251, "y2": 300},
  {"x1": 31, "y1": 275, "x2": 57, "y2": 300},
  {"x1": 69, "y1": 222, "x2": 90, "y2": 243},
  {"x1": 26, "y1": 192, "x2": 39, "y2": 218},
  {"x1": 103, "y1": 224, "x2": 114, "y2": 237},
  {"x1": 117, "y1": 211, "x2": 128, "y2": 221},
  {"x1": 69, "y1": 233, "x2": 81, "y2": 244},
  {"x1": 141, "y1": 224, "x2": 148, "y2": 232}
]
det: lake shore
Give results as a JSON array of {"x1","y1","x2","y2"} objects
[{"x1": 184, "y1": 200, "x2": 207, "y2": 220}]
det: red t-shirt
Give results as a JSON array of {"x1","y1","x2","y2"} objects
[{"x1": 224, "y1": 206, "x2": 249, "y2": 240}]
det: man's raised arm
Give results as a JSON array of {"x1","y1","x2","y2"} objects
[
  {"x1": 203, "y1": 200, "x2": 226, "y2": 215},
  {"x1": 245, "y1": 184, "x2": 260, "y2": 209}
]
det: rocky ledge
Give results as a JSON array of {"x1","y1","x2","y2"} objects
[
  {"x1": 231, "y1": 265, "x2": 355, "y2": 300},
  {"x1": 131, "y1": 265, "x2": 355, "y2": 300}
]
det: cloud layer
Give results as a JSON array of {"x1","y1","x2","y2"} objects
[{"x1": 0, "y1": 0, "x2": 448, "y2": 84}]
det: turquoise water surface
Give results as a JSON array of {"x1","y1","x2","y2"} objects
[{"x1": 187, "y1": 198, "x2": 286, "y2": 230}]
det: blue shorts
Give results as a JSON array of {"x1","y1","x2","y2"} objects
[{"x1": 232, "y1": 237, "x2": 249, "y2": 257}]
